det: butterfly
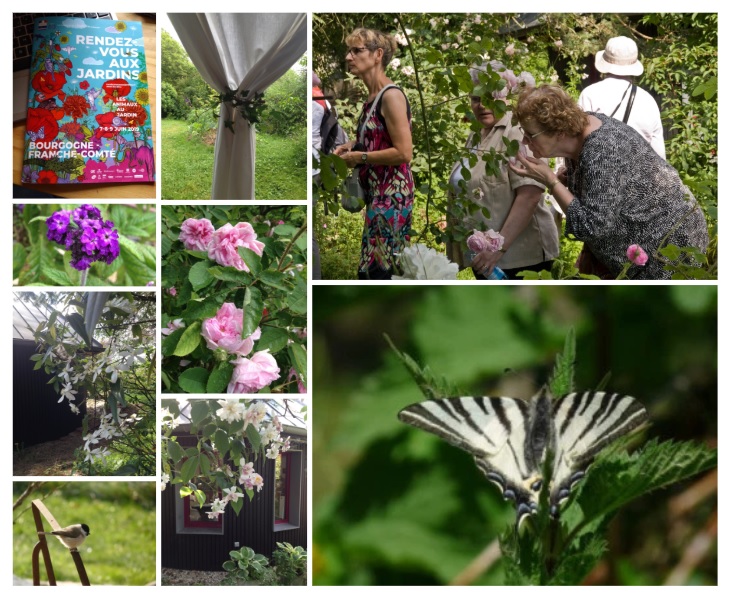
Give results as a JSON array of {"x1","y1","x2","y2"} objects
[
  {"x1": 28, "y1": 127, "x2": 45, "y2": 142},
  {"x1": 398, "y1": 387, "x2": 647, "y2": 524}
]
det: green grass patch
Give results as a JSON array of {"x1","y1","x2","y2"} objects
[
  {"x1": 162, "y1": 119, "x2": 306, "y2": 200},
  {"x1": 13, "y1": 482, "x2": 156, "y2": 585}
]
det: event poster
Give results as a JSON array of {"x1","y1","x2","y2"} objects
[{"x1": 22, "y1": 16, "x2": 155, "y2": 184}]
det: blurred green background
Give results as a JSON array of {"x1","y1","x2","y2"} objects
[
  {"x1": 312, "y1": 285, "x2": 717, "y2": 585},
  {"x1": 13, "y1": 482, "x2": 156, "y2": 585}
]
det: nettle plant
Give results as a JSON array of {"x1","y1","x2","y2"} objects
[
  {"x1": 391, "y1": 330, "x2": 717, "y2": 585},
  {"x1": 161, "y1": 205, "x2": 307, "y2": 394},
  {"x1": 13, "y1": 203, "x2": 156, "y2": 286},
  {"x1": 27, "y1": 291, "x2": 156, "y2": 475},
  {"x1": 161, "y1": 399, "x2": 302, "y2": 518}
]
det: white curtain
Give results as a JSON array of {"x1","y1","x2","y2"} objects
[{"x1": 169, "y1": 13, "x2": 307, "y2": 200}]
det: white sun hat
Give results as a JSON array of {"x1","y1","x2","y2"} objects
[{"x1": 595, "y1": 36, "x2": 643, "y2": 76}]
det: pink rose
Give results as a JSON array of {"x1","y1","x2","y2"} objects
[
  {"x1": 467, "y1": 230, "x2": 489, "y2": 253},
  {"x1": 626, "y1": 244, "x2": 649, "y2": 266},
  {"x1": 201, "y1": 302, "x2": 261, "y2": 355},
  {"x1": 505, "y1": 43, "x2": 515, "y2": 56},
  {"x1": 227, "y1": 351, "x2": 281, "y2": 394},
  {"x1": 484, "y1": 229, "x2": 505, "y2": 252},
  {"x1": 179, "y1": 218, "x2": 215, "y2": 251},
  {"x1": 467, "y1": 229, "x2": 505, "y2": 253},
  {"x1": 208, "y1": 222, "x2": 265, "y2": 272}
]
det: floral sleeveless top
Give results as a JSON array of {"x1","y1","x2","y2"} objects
[{"x1": 356, "y1": 86, "x2": 414, "y2": 277}]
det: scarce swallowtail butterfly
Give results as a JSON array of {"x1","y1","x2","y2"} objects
[{"x1": 398, "y1": 387, "x2": 647, "y2": 524}]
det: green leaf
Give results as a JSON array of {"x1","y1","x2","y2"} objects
[
  {"x1": 287, "y1": 279, "x2": 307, "y2": 315},
  {"x1": 230, "y1": 496, "x2": 244, "y2": 515},
  {"x1": 167, "y1": 439, "x2": 185, "y2": 463},
  {"x1": 385, "y1": 334, "x2": 459, "y2": 399},
  {"x1": 207, "y1": 362, "x2": 234, "y2": 393},
  {"x1": 182, "y1": 298, "x2": 221, "y2": 321},
  {"x1": 550, "y1": 327, "x2": 575, "y2": 397},
  {"x1": 209, "y1": 265, "x2": 252, "y2": 284},
  {"x1": 193, "y1": 488, "x2": 207, "y2": 508},
  {"x1": 242, "y1": 287, "x2": 264, "y2": 338},
  {"x1": 214, "y1": 429, "x2": 230, "y2": 455},
  {"x1": 13, "y1": 243, "x2": 27, "y2": 280},
  {"x1": 258, "y1": 270, "x2": 290, "y2": 290},
  {"x1": 190, "y1": 400, "x2": 210, "y2": 426},
  {"x1": 180, "y1": 454, "x2": 199, "y2": 483},
  {"x1": 566, "y1": 438, "x2": 717, "y2": 537},
  {"x1": 179, "y1": 368, "x2": 210, "y2": 393},
  {"x1": 65, "y1": 312, "x2": 90, "y2": 345},
  {"x1": 117, "y1": 234, "x2": 156, "y2": 285},
  {"x1": 237, "y1": 247, "x2": 262, "y2": 276},
  {"x1": 288, "y1": 341, "x2": 307, "y2": 382},
  {"x1": 161, "y1": 327, "x2": 185, "y2": 357},
  {"x1": 256, "y1": 326, "x2": 290, "y2": 354},
  {"x1": 189, "y1": 260, "x2": 215, "y2": 290},
  {"x1": 173, "y1": 321, "x2": 202, "y2": 356},
  {"x1": 245, "y1": 422, "x2": 262, "y2": 450},
  {"x1": 41, "y1": 264, "x2": 74, "y2": 285}
]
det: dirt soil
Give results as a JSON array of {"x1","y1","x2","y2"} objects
[{"x1": 13, "y1": 398, "x2": 105, "y2": 476}]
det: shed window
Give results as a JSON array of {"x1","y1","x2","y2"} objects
[
  {"x1": 175, "y1": 483, "x2": 224, "y2": 535},
  {"x1": 273, "y1": 450, "x2": 302, "y2": 532}
]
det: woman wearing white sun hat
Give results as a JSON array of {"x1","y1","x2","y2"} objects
[{"x1": 578, "y1": 36, "x2": 666, "y2": 159}]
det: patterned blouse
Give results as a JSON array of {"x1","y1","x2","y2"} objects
[
  {"x1": 356, "y1": 86, "x2": 414, "y2": 278},
  {"x1": 565, "y1": 113, "x2": 708, "y2": 279}
]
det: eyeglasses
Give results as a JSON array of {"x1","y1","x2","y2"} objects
[
  {"x1": 346, "y1": 47, "x2": 369, "y2": 56},
  {"x1": 519, "y1": 126, "x2": 546, "y2": 140}
]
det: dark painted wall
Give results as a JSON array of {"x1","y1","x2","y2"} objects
[{"x1": 13, "y1": 339, "x2": 85, "y2": 447}]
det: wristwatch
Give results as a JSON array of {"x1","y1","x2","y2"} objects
[{"x1": 361, "y1": 152, "x2": 368, "y2": 164}]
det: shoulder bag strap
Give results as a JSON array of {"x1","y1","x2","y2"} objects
[
  {"x1": 622, "y1": 84, "x2": 638, "y2": 124},
  {"x1": 609, "y1": 82, "x2": 633, "y2": 118},
  {"x1": 357, "y1": 84, "x2": 397, "y2": 145}
]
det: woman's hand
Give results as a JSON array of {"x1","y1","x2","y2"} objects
[
  {"x1": 333, "y1": 142, "x2": 354, "y2": 157},
  {"x1": 341, "y1": 152, "x2": 361, "y2": 168},
  {"x1": 508, "y1": 153, "x2": 555, "y2": 187},
  {"x1": 471, "y1": 248, "x2": 502, "y2": 276}
]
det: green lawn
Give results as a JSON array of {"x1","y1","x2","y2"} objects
[
  {"x1": 162, "y1": 119, "x2": 307, "y2": 200},
  {"x1": 13, "y1": 482, "x2": 156, "y2": 585}
]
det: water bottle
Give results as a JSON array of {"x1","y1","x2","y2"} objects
[
  {"x1": 467, "y1": 251, "x2": 508, "y2": 280},
  {"x1": 485, "y1": 266, "x2": 508, "y2": 280}
]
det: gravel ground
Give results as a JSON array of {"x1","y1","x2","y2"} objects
[{"x1": 161, "y1": 568, "x2": 229, "y2": 586}]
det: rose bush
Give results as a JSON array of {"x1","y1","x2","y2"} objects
[{"x1": 161, "y1": 205, "x2": 307, "y2": 394}]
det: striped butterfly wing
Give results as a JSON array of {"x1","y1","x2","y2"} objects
[
  {"x1": 398, "y1": 396, "x2": 541, "y2": 516},
  {"x1": 549, "y1": 391, "x2": 648, "y2": 512}
]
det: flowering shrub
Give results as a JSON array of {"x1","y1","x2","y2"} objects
[
  {"x1": 161, "y1": 399, "x2": 304, "y2": 520},
  {"x1": 161, "y1": 205, "x2": 307, "y2": 394},
  {"x1": 13, "y1": 203, "x2": 156, "y2": 286},
  {"x1": 24, "y1": 291, "x2": 155, "y2": 475}
]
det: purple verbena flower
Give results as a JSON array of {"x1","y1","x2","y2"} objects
[
  {"x1": 46, "y1": 204, "x2": 120, "y2": 272},
  {"x1": 46, "y1": 210, "x2": 72, "y2": 244}
]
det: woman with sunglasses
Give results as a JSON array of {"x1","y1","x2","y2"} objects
[
  {"x1": 333, "y1": 28, "x2": 413, "y2": 280},
  {"x1": 509, "y1": 85, "x2": 708, "y2": 279},
  {"x1": 446, "y1": 63, "x2": 559, "y2": 279}
]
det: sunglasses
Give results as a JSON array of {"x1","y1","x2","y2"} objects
[{"x1": 346, "y1": 47, "x2": 369, "y2": 56}]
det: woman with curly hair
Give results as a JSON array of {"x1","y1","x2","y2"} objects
[
  {"x1": 333, "y1": 28, "x2": 413, "y2": 279},
  {"x1": 509, "y1": 85, "x2": 708, "y2": 279}
]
